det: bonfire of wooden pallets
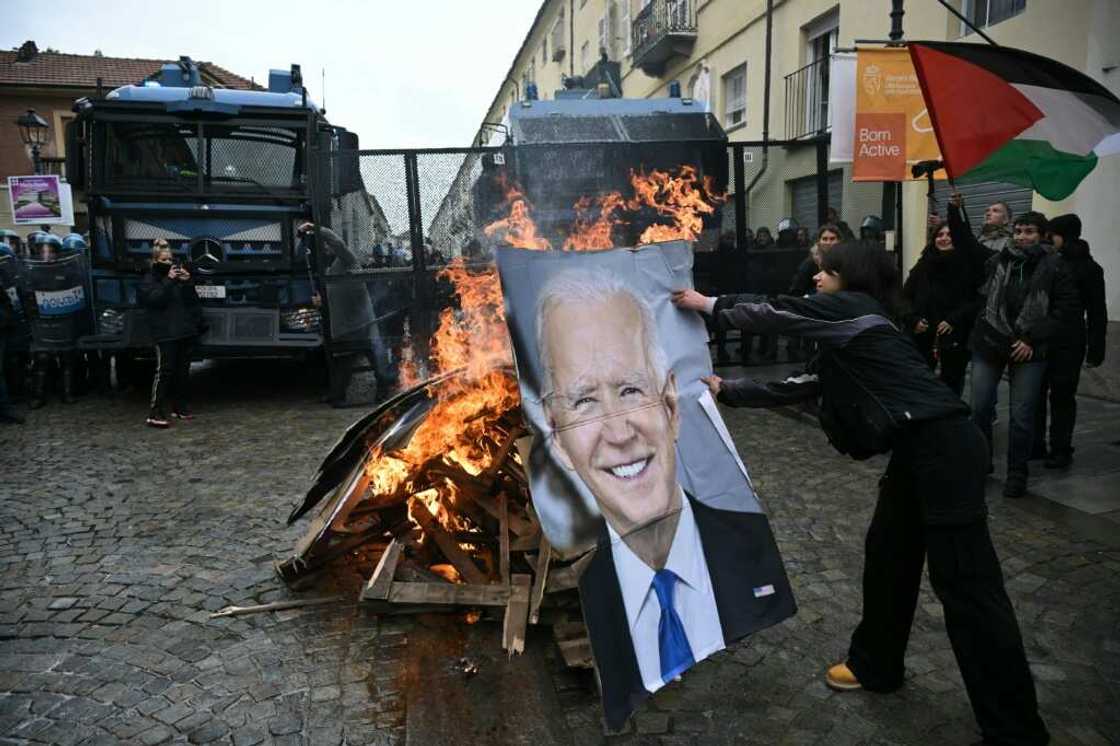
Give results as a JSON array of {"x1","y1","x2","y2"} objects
[{"x1": 277, "y1": 409, "x2": 594, "y2": 667}]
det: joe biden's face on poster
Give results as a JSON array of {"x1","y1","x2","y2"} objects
[{"x1": 541, "y1": 291, "x2": 681, "y2": 538}]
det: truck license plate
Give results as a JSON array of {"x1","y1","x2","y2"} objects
[{"x1": 196, "y1": 285, "x2": 226, "y2": 299}]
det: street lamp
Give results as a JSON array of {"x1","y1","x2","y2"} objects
[{"x1": 15, "y1": 109, "x2": 50, "y2": 175}]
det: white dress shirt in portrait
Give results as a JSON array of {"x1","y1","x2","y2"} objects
[{"x1": 607, "y1": 492, "x2": 726, "y2": 693}]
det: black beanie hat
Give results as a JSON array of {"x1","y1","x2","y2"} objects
[{"x1": 1049, "y1": 213, "x2": 1082, "y2": 243}]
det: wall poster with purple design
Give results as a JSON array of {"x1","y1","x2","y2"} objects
[{"x1": 8, "y1": 175, "x2": 72, "y2": 225}]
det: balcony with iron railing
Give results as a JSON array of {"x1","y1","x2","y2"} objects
[
  {"x1": 631, "y1": 0, "x2": 697, "y2": 77},
  {"x1": 785, "y1": 57, "x2": 831, "y2": 141}
]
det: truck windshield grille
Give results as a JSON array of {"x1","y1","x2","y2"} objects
[{"x1": 100, "y1": 122, "x2": 302, "y2": 193}]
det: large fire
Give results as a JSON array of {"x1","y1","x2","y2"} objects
[
  {"x1": 563, "y1": 165, "x2": 725, "y2": 249},
  {"x1": 364, "y1": 165, "x2": 723, "y2": 565}
]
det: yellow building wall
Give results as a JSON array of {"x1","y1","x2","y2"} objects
[{"x1": 478, "y1": 0, "x2": 1118, "y2": 319}]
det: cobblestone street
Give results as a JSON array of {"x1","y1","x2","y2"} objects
[{"x1": 2, "y1": 360, "x2": 1119, "y2": 745}]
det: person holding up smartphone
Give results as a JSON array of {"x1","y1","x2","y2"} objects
[{"x1": 138, "y1": 239, "x2": 203, "y2": 428}]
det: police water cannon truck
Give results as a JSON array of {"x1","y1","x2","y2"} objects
[
  {"x1": 470, "y1": 77, "x2": 729, "y2": 251},
  {"x1": 67, "y1": 56, "x2": 362, "y2": 359}
]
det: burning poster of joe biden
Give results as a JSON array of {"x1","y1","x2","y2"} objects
[{"x1": 495, "y1": 241, "x2": 795, "y2": 730}]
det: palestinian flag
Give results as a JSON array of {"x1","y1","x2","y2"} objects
[{"x1": 909, "y1": 41, "x2": 1120, "y2": 200}]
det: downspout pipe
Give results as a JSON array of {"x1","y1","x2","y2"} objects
[
  {"x1": 744, "y1": 0, "x2": 774, "y2": 217},
  {"x1": 570, "y1": 0, "x2": 576, "y2": 77}
]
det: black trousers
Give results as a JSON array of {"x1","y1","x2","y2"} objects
[
  {"x1": 707, "y1": 313, "x2": 729, "y2": 360},
  {"x1": 1034, "y1": 341, "x2": 1085, "y2": 458},
  {"x1": 150, "y1": 337, "x2": 193, "y2": 417},
  {"x1": 847, "y1": 415, "x2": 1048, "y2": 746},
  {"x1": 913, "y1": 333, "x2": 969, "y2": 397}
]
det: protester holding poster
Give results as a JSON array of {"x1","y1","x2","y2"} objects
[
  {"x1": 496, "y1": 242, "x2": 795, "y2": 731},
  {"x1": 673, "y1": 240, "x2": 1049, "y2": 746}
]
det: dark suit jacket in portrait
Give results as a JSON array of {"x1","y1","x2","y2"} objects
[{"x1": 578, "y1": 495, "x2": 796, "y2": 730}]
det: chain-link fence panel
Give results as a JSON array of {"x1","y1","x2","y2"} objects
[
  {"x1": 316, "y1": 141, "x2": 740, "y2": 397},
  {"x1": 417, "y1": 150, "x2": 492, "y2": 264}
]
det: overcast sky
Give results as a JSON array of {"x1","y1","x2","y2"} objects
[{"x1": 2, "y1": 0, "x2": 540, "y2": 149}]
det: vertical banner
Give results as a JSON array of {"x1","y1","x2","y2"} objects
[
  {"x1": 852, "y1": 48, "x2": 942, "y2": 181},
  {"x1": 829, "y1": 52, "x2": 857, "y2": 164}
]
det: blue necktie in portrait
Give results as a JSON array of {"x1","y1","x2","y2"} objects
[{"x1": 652, "y1": 569, "x2": 695, "y2": 683}]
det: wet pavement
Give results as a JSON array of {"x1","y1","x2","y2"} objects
[{"x1": 1, "y1": 358, "x2": 1118, "y2": 745}]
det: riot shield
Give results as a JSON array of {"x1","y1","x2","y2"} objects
[
  {"x1": 0, "y1": 253, "x2": 31, "y2": 352},
  {"x1": 0, "y1": 254, "x2": 27, "y2": 322},
  {"x1": 23, "y1": 253, "x2": 91, "y2": 352}
]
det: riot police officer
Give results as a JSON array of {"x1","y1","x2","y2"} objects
[
  {"x1": 0, "y1": 239, "x2": 26, "y2": 423},
  {"x1": 60, "y1": 233, "x2": 105, "y2": 395},
  {"x1": 860, "y1": 215, "x2": 885, "y2": 246},
  {"x1": 776, "y1": 216, "x2": 801, "y2": 248},
  {"x1": 25, "y1": 232, "x2": 88, "y2": 408},
  {"x1": 0, "y1": 229, "x2": 23, "y2": 258},
  {"x1": 61, "y1": 233, "x2": 87, "y2": 254}
]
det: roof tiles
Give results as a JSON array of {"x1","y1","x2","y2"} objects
[{"x1": 0, "y1": 49, "x2": 259, "y2": 90}]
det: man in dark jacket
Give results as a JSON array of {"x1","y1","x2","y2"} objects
[
  {"x1": 138, "y1": 241, "x2": 202, "y2": 428},
  {"x1": 953, "y1": 210, "x2": 1081, "y2": 497},
  {"x1": 1033, "y1": 214, "x2": 1107, "y2": 469}
]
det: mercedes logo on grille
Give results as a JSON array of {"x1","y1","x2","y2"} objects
[{"x1": 189, "y1": 237, "x2": 223, "y2": 273}]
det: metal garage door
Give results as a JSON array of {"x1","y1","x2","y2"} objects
[
  {"x1": 789, "y1": 170, "x2": 845, "y2": 231},
  {"x1": 932, "y1": 180, "x2": 1034, "y2": 229}
]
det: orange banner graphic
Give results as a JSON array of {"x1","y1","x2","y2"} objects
[{"x1": 853, "y1": 48, "x2": 942, "y2": 181}]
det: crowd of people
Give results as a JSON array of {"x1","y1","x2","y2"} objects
[
  {"x1": 702, "y1": 195, "x2": 1107, "y2": 497},
  {"x1": 671, "y1": 196, "x2": 1107, "y2": 744}
]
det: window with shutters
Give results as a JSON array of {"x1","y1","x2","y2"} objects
[
  {"x1": 722, "y1": 64, "x2": 746, "y2": 130},
  {"x1": 551, "y1": 10, "x2": 567, "y2": 62}
]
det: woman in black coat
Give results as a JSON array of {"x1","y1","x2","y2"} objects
[
  {"x1": 901, "y1": 221, "x2": 982, "y2": 395},
  {"x1": 671, "y1": 241, "x2": 1048, "y2": 746},
  {"x1": 137, "y1": 239, "x2": 203, "y2": 428}
]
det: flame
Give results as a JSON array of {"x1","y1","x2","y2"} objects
[
  {"x1": 627, "y1": 165, "x2": 726, "y2": 245},
  {"x1": 430, "y1": 564, "x2": 462, "y2": 583},
  {"x1": 366, "y1": 259, "x2": 521, "y2": 536},
  {"x1": 562, "y1": 192, "x2": 627, "y2": 250},
  {"x1": 485, "y1": 166, "x2": 725, "y2": 252},
  {"x1": 482, "y1": 183, "x2": 552, "y2": 250},
  {"x1": 365, "y1": 165, "x2": 723, "y2": 573}
]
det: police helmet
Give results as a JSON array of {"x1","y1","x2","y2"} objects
[
  {"x1": 36, "y1": 233, "x2": 63, "y2": 249},
  {"x1": 61, "y1": 233, "x2": 88, "y2": 253},
  {"x1": 859, "y1": 215, "x2": 884, "y2": 240},
  {"x1": 30, "y1": 233, "x2": 63, "y2": 258}
]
